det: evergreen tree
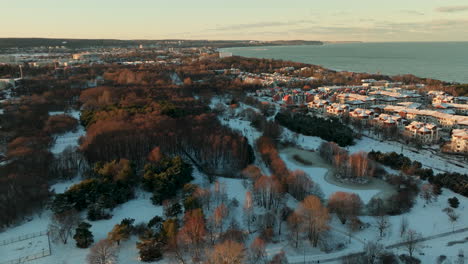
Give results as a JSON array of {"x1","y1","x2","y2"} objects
[
  {"x1": 164, "y1": 202, "x2": 182, "y2": 219},
  {"x1": 449, "y1": 197, "x2": 460, "y2": 208},
  {"x1": 136, "y1": 239, "x2": 163, "y2": 262},
  {"x1": 73, "y1": 222, "x2": 94, "y2": 248}
]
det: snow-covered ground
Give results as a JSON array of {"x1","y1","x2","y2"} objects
[
  {"x1": 280, "y1": 152, "x2": 381, "y2": 204},
  {"x1": 1, "y1": 96, "x2": 466, "y2": 264},
  {"x1": 403, "y1": 232, "x2": 468, "y2": 263},
  {"x1": 0, "y1": 233, "x2": 49, "y2": 263},
  {"x1": 283, "y1": 125, "x2": 467, "y2": 175},
  {"x1": 356, "y1": 189, "x2": 468, "y2": 246},
  {"x1": 48, "y1": 110, "x2": 86, "y2": 155},
  {"x1": 0, "y1": 179, "x2": 164, "y2": 264}
]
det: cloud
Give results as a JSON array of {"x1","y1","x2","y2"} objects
[
  {"x1": 210, "y1": 20, "x2": 315, "y2": 31},
  {"x1": 401, "y1": 10, "x2": 425, "y2": 16},
  {"x1": 436, "y1": 6, "x2": 468, "y2": 13}
]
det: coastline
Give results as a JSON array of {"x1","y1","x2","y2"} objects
[{"x1": 220, "y1": 42, "x2": 468, "y2": 84}]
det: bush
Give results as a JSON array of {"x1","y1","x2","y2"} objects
[
  {"x1": 448, "y1": 197, "x2": 460, "y2": 208},
  {"x1": 137, "y1": 239, "x2": 163, "y2": 262},
  {"x1": 143, "y1": 156, "x2": 193, "y2": 205}
]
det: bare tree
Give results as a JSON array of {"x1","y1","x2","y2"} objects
[
  {"x1": 444, "y1": 207, "x2": 460, "y2": 231},
  {"x1": 87, "y1": 239, "x2": 118, "y2": 264},
  {"x1": 363, "y1": 241, "x2": 384, "y2": 264},
  {"x1": 297, "y1": 195, "x2": 330, "y2": 247},
  {"x1": 287, "y1": 212, "x2": 301, "y2": 248},
  {"x1": 243, "y1": 191, "x2": 255, "y2": 234},
  {"x1": 374, "y1": 215, "x2": 390, "y2": 238},
  {"x1": 213, "y1": 203, "x2": 228, "y2": 233},
  {"x1": 49, "y1": 209, "x2": 81, "y2": 244},
  {"x1": 403, "y1": 229, "x2": 422, "y2": 258},
  {"x1": 399, "y1": 217, "x2": 409, "y2": 238},
  {"x1": 420, "y1": 183, "x2": 436, "y2": 204},
  {"x1": 207, "y1": 240, "x2": 245, "y2": 264},
  {"x1": 247, "y1": 237, "x2": 267, "y2": 264},
  {"x1": 328, "y1": 192, "x2": 363, "y2": 224}
]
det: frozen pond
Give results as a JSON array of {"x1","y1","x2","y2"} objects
[{"x1": 280, "y1": 147, "x2": 396, "y2": 203}]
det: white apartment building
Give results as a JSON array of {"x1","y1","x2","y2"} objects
[{"x1": 449, "y1": 129, "x2": 468, "y2": 154}]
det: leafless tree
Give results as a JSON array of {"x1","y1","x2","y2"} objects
[
  {"x1": 247, "y1": 237, "x2": 267, "y2": 264},
  {"x1": 243, "y1": 191, "x2": 255, "y2": 233},
  {"x1": 49, "y1": 209, "x2": 81, "y2": 244},
  {"x1": 87, "y1": 239, "x2": 118, "y2": 264},
  {"x1": 374, "y1": 215, "x2": 390, "y2": 238},
  {"x1": 403, "y1": 229, "x2": 422, "y2": 258},
  {"x1": 399, "y1": 216, "x2": 409, "y2": 238},
  {"x1": 444, "y1": 207, "x2": 460, "y2": 231},
  {"x1": 420, "y1": 183, "x2": 436, "y2": 204},
  {"x1": 363, "y1": 241, "x2": 384, "y2": 264}
]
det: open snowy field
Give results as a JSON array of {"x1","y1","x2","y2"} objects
[
  {"x1": 0, "y1": 179, "x2": 164, "y2": 264},
  {"x1": 0, "y1": 232, "x2": 49, "y2": 263}
]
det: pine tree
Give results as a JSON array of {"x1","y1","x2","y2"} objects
[
  {"x1": 137, "y1": 239, "x2": 163, "y2": 262},
  {"x1": 73, "y1": 222, "x2": 94, "y2": 248},
  {"x1": 449, "y1": 197, "x2": 460, "y2": 208}
]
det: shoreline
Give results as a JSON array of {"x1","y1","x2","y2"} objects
[{"x1": 221, "y1": 43, "x2": 468, "y2": 84}]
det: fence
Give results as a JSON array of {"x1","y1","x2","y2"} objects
[
  {"x1": 0, "y1": 248, "x2": 51, "y2": 264},
  {"x1": 0, "y1": 230, "x2": 51, "y2": 264},
  {"x1": 0, "y1": 230, "x2": 48, "y2": 247}
]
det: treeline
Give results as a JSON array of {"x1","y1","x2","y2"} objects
[
  {"x1": 0, "y1": 66, "x2": 101, "y2": 227},
  {"x1": 431, "y1": 173, "x2": 468, "y2": 197},
  {"x1": 275, "y1": 111, "x2": 355, "y2": 147},
  {"x1": 368, "y1": 151, "x2": 433, "y2": 179},
  {"x1": 0, "y1": 96, "x2": 54, "y2": 227},
  {"x1": 368, "y1": 151, "x2": 468, "y2": 197}
]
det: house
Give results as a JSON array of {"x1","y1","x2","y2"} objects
[
  {"x1": 373, "y1": 114, "x2": 404, "y2": 127},
  {"x1": 432, "y1": 95, "x2": 455, "y2": 104},
  {"x1": 349, "y1": 108, "x2": 375, "y2": 121},
  {"x1": 433, "y1": 103, "x2": 468, "y2": 115},
  {"x1": 448, "y1": 129, "x2": 468, "y2": 154},
  {"x1": 404, "y1": 121, "x2": 440, "y2": 144},
  {"x1": 326, "y1": 103, "x2": 350, "y2": 116},
  {"x1": 383, "y1": 105, "x2": 468, "y2": 129},
  {"x1": 307, "y1": 100, "x2": 329, "y2": 113}
]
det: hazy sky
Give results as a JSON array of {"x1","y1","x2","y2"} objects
[{"x1": 1, "y1": 0, "x2": 468, "y2": 41}]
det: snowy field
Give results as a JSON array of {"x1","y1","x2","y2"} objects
[
  {"x1": 280, "y1": 152, "x2": 381, "y2": 203},
  {"x1": 0, "y1": 180, "x2": 164, "y2": 264},
  {"x1": 0, "y1": 233, "x2": 49, "y2": 263},
  {"x1": 1, "y1": 97, "x2": 466, "y2": 263}
]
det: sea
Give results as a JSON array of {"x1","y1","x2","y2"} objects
[{"x1": 221, "y1": 42, "x2": 468, "y2": 84}]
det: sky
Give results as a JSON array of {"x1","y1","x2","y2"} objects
[{"x1": 1, "y1": 0, "x2": 468, "y2": 42}]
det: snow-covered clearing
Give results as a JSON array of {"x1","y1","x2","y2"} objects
[
  {"x1": 0, "y1": 178, "x2": 164, "y2": 264},
  {"x1": 0, "y1": 233, "x2": 49, "y2": 263},
  {"x1": 49, "y1": 110, "x2": 86, "y2": 155},
  {"x1": 354, "y1": 189, "x2": 468, "y2": 247},
  {"x1": 280, "y1": 150, "x2": 382, "y2": 204},
  {"x1": 401, "y1": 231, "x2": 468, "y2": 263}
]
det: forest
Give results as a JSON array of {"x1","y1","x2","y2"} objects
[{"x1": 0, "y1": 52, "x2": 466, "y2": 264}]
